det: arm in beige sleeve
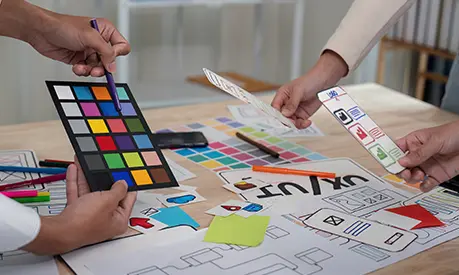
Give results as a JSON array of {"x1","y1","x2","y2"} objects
[{"x1": 323, "y1": 0, "x2": 416, "y2": 75}]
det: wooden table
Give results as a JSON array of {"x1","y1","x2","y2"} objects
[{"x1": 3, "y1": 83, "x2": 459, "y2": 274}]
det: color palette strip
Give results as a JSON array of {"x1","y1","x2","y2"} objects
[
  {"x1": 47, "y1": 81, "x2": 178, "y2": 192},
  {"x1": 158, "y1": 117, "x2": 326, "y2": 173}
]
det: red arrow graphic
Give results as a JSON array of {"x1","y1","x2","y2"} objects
[{"x1": 129, "y1": 217, "x2": 154, "y2": 229}]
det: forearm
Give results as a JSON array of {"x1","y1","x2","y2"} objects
[
  {"x1": 323, "y1": 0, "x2": 415, "y2": 75},
  {"x1": 21, "y1": 216, "x2": 77, "y2": 255},
  {"x1": 309, "y1": 50, "x2": 348, "y2": 90},
  {"x1": 0, "y1": 0, "x2": 49, "y2": 42}
]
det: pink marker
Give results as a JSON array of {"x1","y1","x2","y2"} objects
[{"x1": 0, "y1": 190, "x2": 38, "y2": 198}]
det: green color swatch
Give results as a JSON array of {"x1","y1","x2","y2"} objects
[
  {"x1": 104, "y1": 153, "x2": 125, "y2": 169},
  {"x1": 125, "y1": 118, "x2": 145, "y2": 132},
  {"x1": 204, "y1": 215, "x2": 270, "y2": 247}
]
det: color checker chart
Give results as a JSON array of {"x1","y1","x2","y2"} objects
[
  {"x1": 156, "y1": 117, "x2": 326, "y2": 173},
  {"x1": 46, "y1": 81, "x2": 178, "y2": 192}
]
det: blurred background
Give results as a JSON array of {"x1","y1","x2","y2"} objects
[{"x1": 0, "y1": 0, "x2": 454, "y2": 125}]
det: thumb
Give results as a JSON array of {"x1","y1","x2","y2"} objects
[
  {"x1": 82, "y1": 29, "x2": 116, "y2": 73},
  {"x1": 108, "y1": 180, "x2": 129, "y2": 202},
  {"x1": 281, "y1": 88, "x2": 304, "y2": 117},
  {"x1": 398, "y1": 142, "x2": 440, "y2": 168}
]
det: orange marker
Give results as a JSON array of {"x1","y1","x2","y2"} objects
[{"x1": 252, "y1": 166, "x2": 336, "y2": 179}]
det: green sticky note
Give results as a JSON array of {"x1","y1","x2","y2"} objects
[{"x1": 204, "y1": 215, "x2": 270, "y2": 247}]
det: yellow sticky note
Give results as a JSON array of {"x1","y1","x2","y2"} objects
[{"x1": 204, "y1": 215, "x2": 270, "y2": 247}]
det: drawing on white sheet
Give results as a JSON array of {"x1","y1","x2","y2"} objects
[
  {"x1": 324, "y1": 186, "x2": 396, "y2": 213},
  {"x1": 0, "y1": 151, "x2": 35, "y2": 184},
  {"x1": 403, "y1": 187, "x2": 459, "y2": 221},
  {"x1": 125, "y1": 221, "x2": 334, "y2": 275},
  {"x1": 348, "y1": 244, "x2": 390, "y2": 262}
]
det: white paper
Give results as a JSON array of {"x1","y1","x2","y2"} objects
[
  {"x1": 368, "y1": 209, "x2": 420, "y2": 231},
  {"x1": 203, "y1": 68, "x2": 296, "y2": 129},
  {"x1": 165, "y1": 157, "x2": 196, "y2": 182},
  {"x1": 0, "y1": 258, "x2": 58, "y2": 275},
  {"x1": 205, "y1": 199, "x2": 249, "y2": 216},
  {"x1": 304, "y1": 208, "x2": 418, "y2": 252},
  {"x1": 317, "y1": 87, "x2": 405, "y2": 174},
  {"x1": 62, "y1": 226, "x2": 200, "y2": 275},
  {"x1": 221, "y1": 177, "x2": 270, "y2": 194},
  {"x1": 158, "y1": 191, "x2": 206, "y2": 207},
  {"x1": 80, "y1": 216, "x2": 376, "y2": 275},
  {"x1": 228, "y1": 104, "x2": 324, "y2": 138}
]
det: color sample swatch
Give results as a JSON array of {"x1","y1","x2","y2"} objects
[
  {"x1": 204, "y1": 214, "x2": 270, "y2": 247},
  {"x1": 157, "y1": 117, "x2": 326, "y2": 173},
  {"x1": 46, "y1": 81, "x2": 178, "y2": 192}
]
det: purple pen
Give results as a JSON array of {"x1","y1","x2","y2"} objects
[{"x1": 90, "y1": 18, "x2": 122, "y2": 112}]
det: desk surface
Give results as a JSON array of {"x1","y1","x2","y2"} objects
[{"x1": 3, "y1": 83, "x2": 459, "y2": 274}]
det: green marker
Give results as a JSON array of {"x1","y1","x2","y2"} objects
[{"x1": 13, "y1": 195, "x2": 50, "y2": 203}]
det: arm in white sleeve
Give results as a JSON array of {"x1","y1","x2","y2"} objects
[
  {"x1": 0, "y1": 194, "x2": 41, "y2": 252},
  {"x1": 323, "y1": 0, "x2": 416, "y2": 74}
]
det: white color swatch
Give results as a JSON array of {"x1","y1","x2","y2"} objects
[
  {"x1": 304, "y1": 208, "x2": 417, "y2": 252},
  {"x1": 203, "y1": 68, "x2": 296, "y2": 129},
  {"x1": 317, "y1": 86, "x2": 405, "y2": 174}
]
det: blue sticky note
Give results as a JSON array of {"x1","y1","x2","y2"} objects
[
  {"x1": 151, "y1": 207, "x2": 199, "y2": 229},
  {"x1": 166, "y1": 194, "x2": 196, "y2": 204}
]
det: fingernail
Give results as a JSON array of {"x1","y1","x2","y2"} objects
[
  {"x1": 281, "y1": 109, "x2": 290, "y2": 116},
  {"x1": 108, "y1": 62, "x2": 116, "y2": 73}
]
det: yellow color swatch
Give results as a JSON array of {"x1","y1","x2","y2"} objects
[
  {"x1": 214, "y1": 124, "x2": 231, "y2": 131},
  {"x1": 201, "y1": 160, "x2": 223, "y2": 169},
  {"x1": 92, "y1": 87, "x2": 112, "y2": 100},
  {"x1": 225, "y1": 129, "x2": 238, "y2": 136},
  {"x1": 131, "y1": 170, "x2": 152, "y2": 185},
  {"x1": 88, "y1": 119, "x2": 109, "y2": 134}
]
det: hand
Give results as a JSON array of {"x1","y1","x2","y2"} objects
[
  {"x1": 8, "y1": 1, "x2": 131, "y2": 77},
  {"x1": 29, "y1": 12, "x2": 130, "y2": 77},
  {"x1": 23, "y1": 157, "x2": 137, "y2": 255},
  {"x1": 271, "y1": 50, "x2": 348, "y2": 129},
  {"x1": 396, "y1": 121, "x2": 459, "y2": 192}
]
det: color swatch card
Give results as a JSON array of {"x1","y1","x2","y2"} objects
[
  {"x1": 304, "y1": 208, "x2": 417, "y2": 252},
  {"x1": 203, "y1": 68, "x2": 296, "y2": 129},
  {"x1": 158, "y1": 117, "x2": 327, "y2": 174},
  {"x1": 317, "y1": 86, "x2": 405, "y2": 174},
  {"x1": 46, "y1": 81, "x2": 178, "y2": 192}
]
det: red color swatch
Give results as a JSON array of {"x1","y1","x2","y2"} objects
[
  {"x1": 386, "y1": 204, "x2": 444, "y2": 229},
  {"x1": 96, "y1": 136, "x2": 117, "y2": 151},
  {"x1": 107, "y1": 119, "x2": 127, "y2": 133}
]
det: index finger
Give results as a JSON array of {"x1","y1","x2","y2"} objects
[{"x1": 271, "y1": 88, "x2": 288, "y2": 111}]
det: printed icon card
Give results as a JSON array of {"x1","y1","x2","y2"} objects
[{"x1": 46, "y1": 81, "x2": 179, "y2": 192}]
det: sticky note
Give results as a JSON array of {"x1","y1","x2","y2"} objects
[
  {"x1": 204, "y1": 214, "x2": 270, "y2": 247},
  {"x1": 150, "y1": 207, "x2": 199, "y2": 229}
]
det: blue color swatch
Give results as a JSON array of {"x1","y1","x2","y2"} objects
[
  {"x1": 112, "y1": 171, "x2": 134, "y2": 186},
  {"x1": 99, "y1": 102, "x2": 119, "y2": 116},
  {"x1": 133, "y1": 135, "x2": 153, "y2": 149},
  {"x1": 73, "y1": 86, "x2": 93, "y2": 100}
]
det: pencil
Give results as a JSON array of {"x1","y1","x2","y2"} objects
[
  {"x1": 39, "y1": 161, "x2": 71, "y2": 168},
  {"x1": 0, "y1": 166, "x2": 67, "y2": 175},
  {"x1": 236, "y1": 132, "x2": 280, "y2": 158},
  {"x1": 13, "y1": 195, "x2": 50, "y2": 203},
  {"x1": 0, "y1": 173, "x2": 66, "y2": 191},
  {"x1": 44, "y1": 159, "x2": 73, "y2": 164},
  {"x1": 252, "y1": 165, "x2": 336, "y2": 179},
  {"x1": 90, "y1": 18, "x2": 121, "y2": 112}
]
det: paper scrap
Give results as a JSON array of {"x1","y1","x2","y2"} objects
[
  {"x1": 368, "y1": 209, "x2": 420, "y2": 230},
  {"x1": 158, "y1": 191, "x2": 206, "y2": 207},
  {"x1": 222, "y1": 178, "x2": 270, "y2": 194},
  {"x1": 227, "y1": 104, "x2": 324, "y2": 138},
  {"x1": 204, "y1": 215, "x2": 270, "y2": 247},
  {"x1": 165, "y1": 157, "x2": 196, "y2": 182},
  {"x1": 386, "y1": 204, "x2": 445, "y2": 229},
  {"x1": 151, "y1": 206, "x2": 200, "y2": 229}
]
